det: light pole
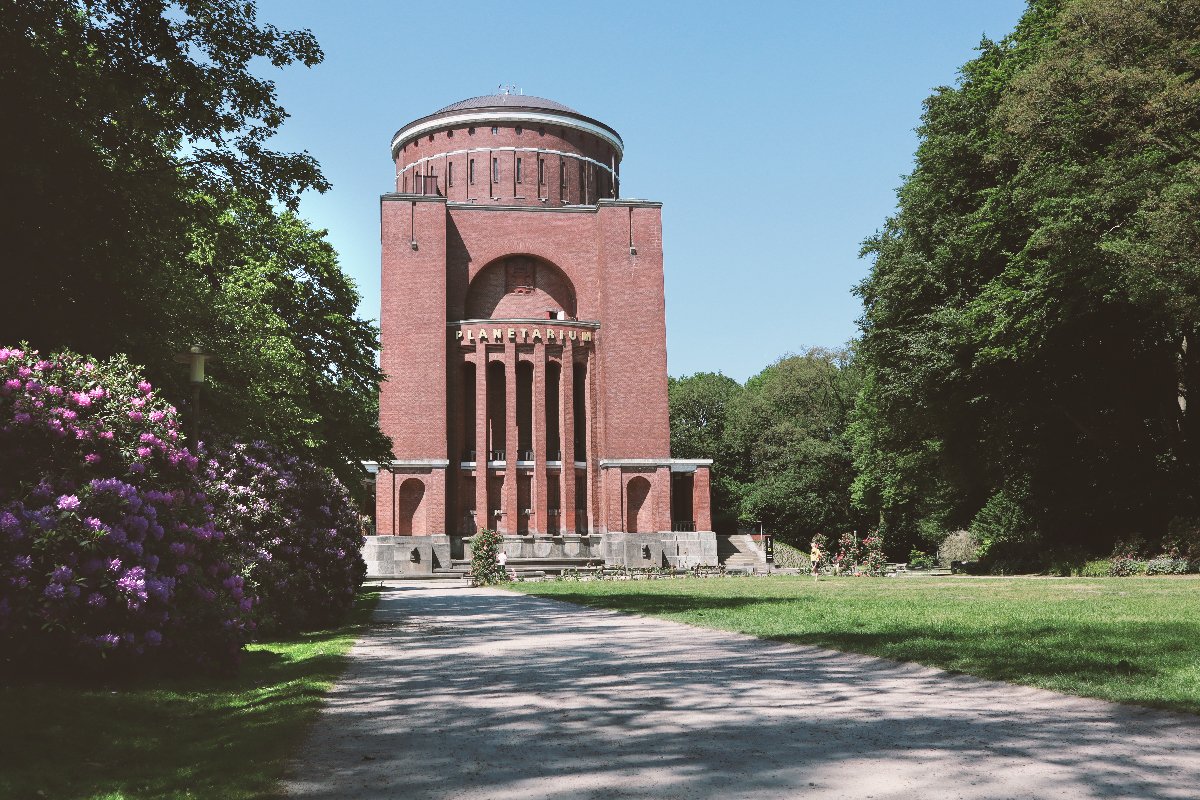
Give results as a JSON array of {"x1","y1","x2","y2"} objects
[{"x1": 174, "y1": 345, "x2": 212, "y2": 447}]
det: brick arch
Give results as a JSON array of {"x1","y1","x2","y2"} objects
[
  {"x1": 397, "y1": 478, "x2": 426, "y2": 536},
  {"x1": 626, "y1": 475, "x2": 652, "y2": 534},
  {"x1": 465, "y1": 255, "x2": 576, "y2": 319}
]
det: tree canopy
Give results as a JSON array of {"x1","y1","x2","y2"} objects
[
  {"x1": 853, "y1": 0, "x2": 1200, "y2": 555},
  {"x1": 0, "y1": 0, "x2": 390, "y2": 485}
]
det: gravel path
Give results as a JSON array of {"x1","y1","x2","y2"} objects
[{"x1": 282, "y1": 583, "x2": 1200, "y2": 799}]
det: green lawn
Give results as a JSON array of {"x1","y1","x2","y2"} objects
[
  {"x1": 0, "y1": 591, "x2": 379, "y2": 800},
  {"x1": 517, "y1": 575, "x2": 1200, "y2": 714}
]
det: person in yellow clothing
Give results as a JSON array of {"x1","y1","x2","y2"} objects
[{"x1": 810, "y1": 539, "x2": 821, "y2": 581}]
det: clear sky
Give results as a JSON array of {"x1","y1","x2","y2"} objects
[{"x1": 256, "y1": 0, "x2": 1027, "y2": 383}]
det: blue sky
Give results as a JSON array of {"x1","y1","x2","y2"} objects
[{"x1": 256, "y1": 0, "x2": 1027, "y2": 383}]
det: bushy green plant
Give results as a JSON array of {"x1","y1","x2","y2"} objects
[
  {"x1": 907, "y1": 549, "x2": 936, "y2": 569},
  {"x1": 470, "y1": 529, "x2": 508, "y2": 585},
  {"x1": 1109, "y1": 554, "x2": 1148, "y2": 577},
  {"x1": 836, "y1": 531, "x2": 863, "y2": 572},
  {"x1": 1146, "y1": 558, "x2": 1191, "y2": 576},
  {"x1": 1080, "y1": 559, "x2": 1112, "y2": 577},
  {"x1": 971, "y1": 490, "x2": 1040, "y2": 562},
  {"x1": 771, "y1": 540, "x2": 811, "y2": 570}
]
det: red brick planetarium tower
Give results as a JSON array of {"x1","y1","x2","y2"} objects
[{"x1": 365, "y1": 92, "x2": 715, "y2": 577}]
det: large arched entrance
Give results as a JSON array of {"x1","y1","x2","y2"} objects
[{"x1": 465, "y1": 255, "x2": 577, "y2": 320}]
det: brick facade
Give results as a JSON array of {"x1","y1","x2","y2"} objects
[{"x1": 373, "y1": 94, "x2": 711, "y2": 540}]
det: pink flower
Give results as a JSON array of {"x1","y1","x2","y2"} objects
[
  {"x1": 130, "y1": 396, "x2": 146, "y2": 408},
  {"x1": 137, "y1": 381, "x2": 152, "y2": 395},
  {"x1": 71, "y1": 392, "x2": 92, "y2": 408},
  {"x1": 99, "y1": 430, "x2": 114, "y2": 440},
  {"x1": 84, "y1": 453, "x2": 102, "y2": 465},
  {"x1": 149, "y1": 410, "x2": 165, "y2": 422},
  {"x1": 137, "y1": 446, "x2": 152, "y2": 458},
  {"x1": 88, "y1": 387, "x2": 105, "y2": 399},
  {"x1": 17, "y1": 366, "x2": 32, "y2": 378},
  {"x1": 128, "y1": 411, "x2": 144, "y2": 422}
]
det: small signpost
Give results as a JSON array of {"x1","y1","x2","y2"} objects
[{"x1": 760, "y1": 522, "x2": 773, "y2": 574}]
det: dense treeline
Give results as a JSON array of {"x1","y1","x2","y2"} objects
[
  {"x1": 0, "y1": 0, "x2": 390, "y2": 488},
  {"x1": 669, "y1": 349, "x2": 869, "y2": 545},
  {"x1": 673, "y1": 0, "x2": 1200, "y2": 564}
]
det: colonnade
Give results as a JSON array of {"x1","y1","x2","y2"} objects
[{"x1": 452, "y1": 328, "x2": 595, "y2": 536}]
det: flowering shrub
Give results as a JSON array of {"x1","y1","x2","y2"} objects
[
  {"x1": 0, "y1": 346, "x2": 250, "y2": 672},
  {"x1": 836, "y1": 531, "x2": 863, "y2": 573},
  {"x1": 470, "y1": 528, "x2": 507, "y2": 585},
  {"x1": 862, "y1": 533, "x2": 888, "y2": 576},
  {"x1": 938, "y1": 530, "x2": 980, "y2": 566},
  {"x1": 204, "y1": 441, "x2": 366, "y2": 634}
]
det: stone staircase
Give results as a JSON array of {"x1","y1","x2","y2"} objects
[{"x1": 717, "y1": 534, "x2": 767, "y2": 571}]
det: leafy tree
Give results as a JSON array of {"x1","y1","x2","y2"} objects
[
  {"x1": 0, "y1": 1, "x2": 390, "y2": 485},
  {"x1": 0, "y1": 0, "x2": 328, "y2": 359},
  {"x1": 854, "y1": 0, "x2": 1200, "y2": 554},
  {"x1": 668, "y1": 372, "x2": 742, "y2": 532},
  {"x1": 180, "y1": 195, "x2": 390, "y2": 488},
  {"x1": 725, "y1": 349, "x2": 865, "y2": 545}
]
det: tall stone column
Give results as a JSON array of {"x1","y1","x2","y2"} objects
[
  {"x1": 532, "y1": 344, "x2": 548, "y2": 535},
  {"x1": 474, "y1": 354, "x2": 488, "y2": 534},
  {"x1": 561, "y1": 337, "x2": 576, "y2": 535},
  {"x1": 503, "y1": 340, "x2": 519, "y2": 533},
  {"x1": 693, "y1": 466, "x2": 712, "y2": 532}
]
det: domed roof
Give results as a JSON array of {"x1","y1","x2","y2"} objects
[{"x1": 435, "y1": 94, "x2": 578, "y2": 114}]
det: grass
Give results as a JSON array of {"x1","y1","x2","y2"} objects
[
  {"x1": 517, "y1": 575, "x2": 1200, "y2": 715},
  {"x1": 0, "y1": 590, "x2": 379, "y2": 800}
]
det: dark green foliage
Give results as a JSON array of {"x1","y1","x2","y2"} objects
[
  {"x1": 669, "y1": 351, "x2": 866, "y2": 544},
  {"x1": 668, "y1": 372, "x2": 743, "y2": 532},
  {"x1": 0, "y1": 1, "x2": 389, "y2": 488},
  {"x1": 853, "y1": 0, "x2": 1200, "y2": 554},
  {"x1": 726, "y1": 349, "x2": 867, "y2": 545}
]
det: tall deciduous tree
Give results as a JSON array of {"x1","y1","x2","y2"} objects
[
  {"x1": 669, "y1": 372, "x2": 743, "y2": 532},
  {"x1": 0, "y1": 1, "x2": 391, "y2": 483},
  {"x1": 854, "y1": 0, "x2": 1200, "y2": 554},
  {"x1": 727, "y1": 350, "x2": 863, "y2": 544}
]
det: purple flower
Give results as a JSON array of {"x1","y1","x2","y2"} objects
[
  {"x1": 51, "y1": 565, "x2": 74, "y2": 583},
  {"x1": 129, "y1": 462, "x2": 146, "y2": 474},
  {"x1": 43, "y1": 582, "x2": 65, "y2": 600},
  {"x1": 95, "y1": 633, "x2": 120, "y2": 649},
  {"x1": 13, "y1": 412, "x2": 31, "y2": 425},
  {"x1": 1, "y1": 379, "x2": 19, "y2": 393},
  {"x1": 144, "y1": 629, "x2": 162, "y2": 646},
  {"x1": 87, "y1": 593, "x2": 107, "y2": 608},
  {"x1": 12, "y1": 555, "x2": 32, "y2": 570},
  {"x1": 56, "y1": 494, "x2": 81, "y2": 511}
]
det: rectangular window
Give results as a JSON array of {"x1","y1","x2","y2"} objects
[
  {"x1": 516, "y1": 157, "x2": 522, "y2": 183},
  {"x1": 491, "y1": 126, "x2": 498, "y2": 135},
  {"x1": 492, "y1": 157, "x2": 499, "y2": 183},
  {"x1": 469, "y1": 159, "x2": 475, "y2": 184},
  {"x1": 539, "y1": 158, "x2": 545, "y2": 185},
  {"x1": 447, "y1": 162, "x2": 454, "y2": 187},
  {"x1": 560, "y1": 161, "x2": 567, "y2": 196}
]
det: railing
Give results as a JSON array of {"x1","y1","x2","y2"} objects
[
  {"x1": 548, "y1": 508, "x2": 560, "y2": 516},
  {"x1": 548, "y1": 451, "x2": 562, "y2": 461},
  {"x1": 488, "y1": 449, "x2": 506, "y2": 461},
  {"x1": 672, "y1": 520, "x2": 697, "y2": 532},
  {"x1": 519, "y1": 450, "x2": 535, "y2": 461}
]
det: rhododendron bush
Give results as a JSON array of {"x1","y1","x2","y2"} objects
[
  {"x1": 0, "y1": 346, "x2": 251, "y2": 671},
  {"x1": 204, "y1": 441, "x2": 365, "y2": 634}
]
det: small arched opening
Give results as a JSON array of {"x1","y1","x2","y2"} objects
[
  {"x1": 397, "y1": 478, "x2": 426, "y2": 536},
  {"x1": 626, "y1": 476, "x2": 652, "y2": 534}
]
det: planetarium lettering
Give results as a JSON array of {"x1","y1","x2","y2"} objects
[{"x1": 453, "y1": 326, "x2": 594, "y2": 346}]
